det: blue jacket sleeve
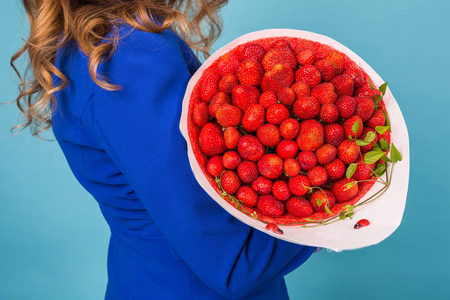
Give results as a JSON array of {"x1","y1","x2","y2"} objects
[{"x1": 91, "y1": 29, "x2": 314, "y2": 299}]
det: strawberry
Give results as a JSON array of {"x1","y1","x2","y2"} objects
[
  {"x1": 206, "y1": 155, "x2": 225, "y2": 177},
  {"x1": 331, "y1": 74, "x2": 354, "y2": 97},
  {"x1": 272, "y1": 180, "x2": 291, "y2": 201},
  {"x1": 324, "y1": 158, "x2": 346, "y2": 180},
  {"x1": 280, "y1": 118, "x2": 300, "y2": 139},
  {"x1": 315, "y1": 144, "x2": 337, "y2": 165},
  {"x1": 257, "y1": 124, "x2": 281, "y2": 147},
  {"x1": 266, "y1": 103, "x2": 290, "y2": 125},
  {"x1": 221, "y1": 170, "x2": 241, "y2": 195},
  {"x1": 251, "y1": 176, "x2": 273, "y2": 195},
  {"x1": 276, "y1": 139, "x2": 299, "y2": 159},
  {"x1": 259, "y1": 91, "x2": 278, "y2": 109},
  {"x1": 354, "y1": 86, "x2": 381, "y2": 98},
  {"x1": 236, "y1": 60, "x2": 264, "y2": 87},
  {"x1": 242, "y1": 104, "x2": 265, "y2": 132},
  {"x1": 222, "y1": 151, "x2": 242, "y2": 170},
  {"x1": 231, "y1": 85, "x2": 260, "y2": 112},
  {"x1": 237, "y1": 160, "x2": 258, "y2": 184},
  {"x1": 324, "y1": 50, "x2": 345, "y2": 74},
  {"x1": 311, "y1": 82, "x2": 338, "y2": 105},
  {"x1": 296, "y1": 119, "x2": 324, "y2": 151},
  {"x1": 288, "y1": 175, "x2": 310, "y2": 196},
  {"x1": 219, "y1": 74, "x2": 239, "y2": 94},
  {"x1": 270, "y1": 39, "x2": 293, "y2": 50},
  {"x1": 314, "y1": 43, "x2": 333, "y2": 60},
  {"x1": 258, "y1": 154, "x2": 284, "y2": 179},
  {"x1": 353, "y1": 155, "x2": 376, "y2": 181},
  {"x1": 335, "y1": 95, "x2": 356, "y2": 119},
  {"x1": 261, "y1": 47, "x2": 297, "y2": 72},
  {"x1": 324, "y1": 123, "x2": 344, "y2": 146},
  {"x1": 198, "y1": 122, "x2": 226, "y2": 156},
  {"x1": 293, "y1": 96, "x2": 320, "y2": 120},
  {"x1": 236, "y1": 186, "x2": 258, "y2": 207},
  {"x1": 295, "y1": 39, "x2": 315, "y2": 51},
  {"x1": 193, "y1": 101, "x2": 210, "y2": 127},
  {"x1": 319, "y1": 103, "x2": 339, "y2": 123},
  {"x1": 310, "y1": 190, "x2": 336, "y2": 213},
  {"x1": 200, "y1": 73, "x2": 221, "y2": 103},
  {"x1": 237, "y1": 135, "x2": 264, "y2": 162},
  {"x1": 257, "y1": 195, "x2": 285, "y2": 218},
  {"x1": 277, "y1": 87, "x2": 296, "y2": 106},
  {"x1": 355, "y1": 96, "x2": 375, "y2": 122},
  {"x1": 307, "y1": 166, "x2": 328, "y2": 186},
  {"x1": 224, "y1": 126, "x2": 240, "y2": 149},
  {"x1": 217, "y1": 53, "x2": 240, "y2": 76},
  {"x1": 296, "y1": 49, "x2": 316, "y2": 65},
  {"x1": 286, "y1": 196, "x2": 313, "y2": 217},
  {"x1": 295, "y1": 65, "x2": 321, "y2": 88},
  {"x1": 343, "y1": 60, "x2": 365, "y2": 88},
  {"x1": 366, "y1": 109, "x2": 386, "y2": 129},
  {"x1": 337, "y1": 139, "x2": 360, "y2": 164},
  {"x1": 331, "y1": 177, "x2": 359, "y2": 202},
  {"x1": 377, "y1": 130, "x2": 391, "y2": 145},
  {"x1": 343, "y1": 115, "x2": 363, "y2": 139},
  {"x1": 241, "y1": 43, "x2": 266, "y2": 62},
  {"x1": 284, "y1": 158, "x2": 301, "y2": 177},
  {"x1": 314, "y1": 59, "x2": 336, "y2": 82},
  {"x1": 261, "y1": 64, "x2": 295, "y2": 93},
  {"x1": 297, "y1": 151, "x2": 317, "y2": 171},
  {"x1": 359, "y1": 128, "x2": 375, "y2": 153},
  {"x1": 291, "y1": 81, "x2": 311, "y2": 98},
  {"x1": 216, "y1": 104, "x2": 242, "y2": 127},
  {"x1": 209, "y1": 92, "x2": 231, "y2": 118}
]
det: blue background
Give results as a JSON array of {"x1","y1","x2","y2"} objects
[{"x1": 1, "y1": 0, "x2": 449, "y2": 299}]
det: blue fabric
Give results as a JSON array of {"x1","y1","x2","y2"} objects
[{"x1": 51, "y1": 23, "x2": 314, "y2": 300}]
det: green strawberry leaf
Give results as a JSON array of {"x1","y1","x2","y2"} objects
[
  {"x1": 355, "y1": 139, "x2": 371, "y2": 146},
  {"x1": 348, "y1": 134, "x2": 354, "y2": 141},
  {"x1": 371, "y1": 97, "x2": 379, "y2": 109},
  {"x1": 324, "y1": 204, "x2": 333, "y2": 215},
  {"x1": 305, "y1": 218, "x2": 314, "y2": 222},
  {"x1": 373, "y1": 163, "x2": 386, "y2": 177},
  {"x1": 372, "y1": 142, "x2": 381, "y2": 151},
  {"x1": 343, "y1": 181, "x2": 357, "y2": 191},
  {"x1": 381, "y1": 154, "x2": 392, "y2": 163},
  {"x1": 339, "y1": 212, "x2": 346, "y2": 220},
  {"x1": 364, "y1": 150, "x2": 385, "y2": 165},
  {"x1": 364, "y1": 131, "x2": 377, "y2": 143},
  {"x1": 316, "y1": 198, "x2": 322, "y2": 207},
  {"x1": 346, "y1": 163, "x2": 358, "y2": 179},
  {"x1": 382, "y1": 110, "x2": 392, "y2": 131},
  {"x1": 352, "y1": 121, "x2": 359, "y2": 134},
  {"x1": 368, "y1": 78, "x2": 375, "y2": 90},
  {"x1": 375, "y1": 126, "x2": 390, "y2": 134},
  {"x1": 380, "y1": 138, "x2": 390, "y2": 150},
  {"x1": 379, "y1": 82, "x2": 388, "y2": 95},
  {"x1": 391, "y1": 143, "x2": 402, "y2": 163},
  {"x1": 343, "y1": 205, "x2": 354, "y2": 214}
]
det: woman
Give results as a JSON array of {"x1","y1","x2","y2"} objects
[{"x1": 11, "y1": 1, "x2": 315, "y2": 299}]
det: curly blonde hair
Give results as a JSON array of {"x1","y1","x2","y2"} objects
[{"x1": 9, "y1": 0, "x2": 228, "y2": 139}]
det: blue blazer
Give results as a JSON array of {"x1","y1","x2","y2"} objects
[{"x1": 51, "y1": 23, "x2": 314, "y2": 300}]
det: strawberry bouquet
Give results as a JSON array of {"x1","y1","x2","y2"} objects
[{"x1": 180, "y1": 30, "x2": 409, "y2": 251}]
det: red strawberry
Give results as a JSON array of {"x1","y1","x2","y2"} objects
[
  {"x1": 237, "y1": 135, "x2": 264, "y2": 162},
  {"x1": 353, "y1": 155, "x2": 376, "y2": 181},
  {"x1": 258, "y1": 154, "x2": 284, "y2": 179},
  {"x1": 320, "y1": 103, "x2": 339, "y2": 123},
  {"x1": 337, "y1": 139, "x2": 360, "y2": 164},
  {"x1": 242, "y1": 104, "x2": 265, "y2": 132},
  {"x1": 251, "y1": 176, "x2": 273, "y2": 195},
  {"x1": 236, "y1": 60, "x2": 264, "y2": 87},
  {"x1": 236, "y1": 186, "x2": 258, "y2": 207},
  {"x1": 217, "y1": 53, "x2": 240, "y2": 76},
  {"x1": 331, "y1": 74, "x2": 354, "y2": 97},
  {"x1": 277, "y1": 87, "x2": 296, "y2": 106},
  {"x1": 296, "y1": 49, "x2": 315, "y2": 65},
  {"x1": 291, "y1": 81, "x2": 311, "y2": 98},
  {"x1": 266, "y1": 103, "x2": 290, "y2": 125},
  {"x1": 206, "y1": 155, "x2": 225, "y2": 177},
  {"x1": 216, "y1": 104, "x2": 242, "y2": 127},
  {"x1": 310, "y1": 190, "x2": 336, "y2": 213},
  {"x1": 257, "y1": 195, "x2": 285, "y2": 217},
  {"x1": 280, "y1": 118, "x2": 300, "y2": 139},
  {"x1": 270, "y1": 39, "x2": 293, "y2": 50},
  {"x1": 343, "y1": 115, "x2": 363, "y2": 139},
  {"x1": 354, "y1": 86, "x2": 381, "y2": 98},
  {"x1": 209, "y1": 92, "x2": 231, "y2": 118},
  {"x1": 343, "y1": 60, "x2": 365, "y2": 88},
  {"x1": 222, "y1": 151, "x2": 242, "y2": 170},
  {"x1": 297, "y1": 151, "x2": 317, "y2": 171},
  {"x1": 200, "y1": 73, "x2": 221, "y2": 103},
  {"x1": 257, "y1": 124, "x2": 281, "y2": 147},
  {"x1": 335, "y1": 95, "x2": 356, "y2": 119},
  {"x1": 324, "y1": 123, "x2": 345, "y2": 146},
  {"x1": 325, "y1": 158, "x2": 346, "y2": 180},
  {"x1": 261, "y1": 47, "x2": 297, "y2": 72},
  {"x1": 198, "y1": 122, "x2": 226, "y2": 156},
  {"x1": 259, "y1": 91, "x2": 278, "y2": 109},
  {"x1": 331, "y1": 177, "x2": 359, "y2": 202},
  {"x1": 221, "y1": 170, "x2": 241, "y2": 195},
  {"x1": 295, "y1": 39, "x2": 315, "y2": 51},
  {"x1": 325, "y1": 50, "x2": 345, "y2": 74},
  {"x1": 284, "y1": 158, "x2": 301, "y2": 177},
  {"x1": 286, "y1": 196, "x2": 313, "y2": 217},
  {"x1": 224, "y1": 126, "x2": 240, "y2": 149},
  {"x1": 261, "y1": 64, "x2": 295, "y2": 93},
  {"x1": 314, "y1": 43, "x2": 334, "y2": 60},
  {"x1": 241, "y1": 43, "x2": 266, "y2": 62},
  {"x1": 288, "y1": 175, "x2": 310, "y2": 196},
  {"x1": 355, "y1": 96, "x2": 375, "y2": 122},
  {"x1": 272, "y1": 180, "x2": 291, "y2": 201},
  {"x1": 295, "y1": 65, "x2": 321, "y2": 88},
  {"x1": 311, "y1": 82, "x2": 338, "y2": 105},
  {"x1": 314, "y1": 59, "x2": 336, "y2": 82},
  {"x1": 366, "y1": 109, "x2": 386, "y2": 129},
  {"x1": 307, "y1": 166, "x2": 328, "y2": 186},
  {"x1": 219, "y1": 74, "x2": 239, "y2": 94},
  {"x1": 231, "y1": 85, "x2": 260, "y2": 112},
  {"x1": 293, "y1": 96, "x2": 320, "y2": 120},
  {"x1": 360, "y1": 128, "x2": 375, "y2": 153},
  {"x1": 315, "y1": 144, "x2": 337, "y2": 165},
  {"x1": 237, "y1": 160, "x2": 259, "y2": 184},
  {"x1": 377, "y1": 130, "x2": 391, "y2": 146},
  {"x1": 193, "y1": 101, "x2": 210, "y2": 127},
  {"x1": 296, "y1": 119, "x2": 324, "y2": 151},
  {"x1": 276, "y1": 139, "x2": 299, "y2": 159}
]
